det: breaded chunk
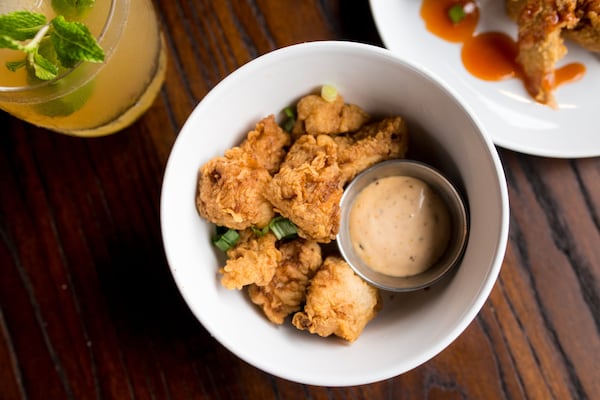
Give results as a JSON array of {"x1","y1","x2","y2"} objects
[
  {"x1": 506, "y1": 0, "x2": 600, "y2": 106},
  {"x1": 508, "y1": 0, "x2": 600, "y2": 51},
  {"x1": 196, "y1": 148, "x2": 274, "y2": 230},
  {"x1": 266, "y1": 135, "x2": 344, "y2": 243},
  {"x1": 515, "y1": 0, "x2": 578, "y2": 106},
  {"x1": 248, "y1": 239, "x2": 322, "y2": 324},
  {"x1": 219, "y1": 230, "x2": 282, "y2": 290},
  {"x1": 292, "y1": 256, "x2": 382, "y2": 342},
  {"x1": 240, "y1": 114, "x2": 291, "y2": 174},
  {"x1": 334, "y1": 116, "x2": 409, "y2": 183},
  {"x1": 196, "y1": 116, "x2": 290, "y2": 230},
  {"x1": 292, "y1": 94, "x2": 370, "y2": 137},
  {"x1": 564, "y1": 0, "x2": 600, "y2": 51}
]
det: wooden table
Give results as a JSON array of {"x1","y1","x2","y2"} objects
[{"x1": 1, "y1": 1, "x2": 599, "y2": 399}]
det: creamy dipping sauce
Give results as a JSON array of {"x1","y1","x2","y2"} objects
[{"x1": 348, "y1": 176, "x2": 451, "y2": 277}]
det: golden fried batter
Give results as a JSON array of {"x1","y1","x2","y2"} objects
[
  {"x1": 219, "y1": 230, "x2": 281, "y2": 290},
  {"x1": 292, "y1": 94, "x2": 370, "y2": 137},
  {"x1": 196, "y1": 115, "x2": 290, "y2": 230},
  {"x1": 515, "y1": 0, "x2": 578, "y2": 106},
  {"x1": 564, "y1": 0, "x2": 600, "y2": 51},
  {"x1": 507, "y1": 0, "x2": 600, "y2": 106},
  {"x1": 292, "y1": 256, "x2": 382, "y2": 342},
  {"x1": 240, "y1": 114, "x2": 291, "y2": 174},
  {"x1": 248, "y1": 239, "x2": 322, "y2": 324},
  {"x1": 266, "y1": 135, "x2": 344, "y2": 243},
  {"x1": 334, "y1": 116, "x2": 409, "y2": 184},
  {"x1": 196, "y1": 147, "x2": 274, "y2": 230}
]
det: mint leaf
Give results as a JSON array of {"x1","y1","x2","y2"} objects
[
  {"x1": 52, "y1": 0, "x2": 95, "y2": 19},
  {"x1": 0, "y1": 11, "x2": 47, "y2": 41},
  {"x1": 50, "y1": 15, "x2": 104, "y2": 68},
  {"x1": 37, "y1": 37, "x2": 59, "y2": 62},
  {"x1": 31, "y1": 51, "x2": 59, "y2": 80},
  {"x1": 0, "y1": 35, "x2": 25, "y2": 50}
]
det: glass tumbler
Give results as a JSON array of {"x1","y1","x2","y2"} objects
[{"x1": 0, "y1": 0, "x2": 167, "y2": 137}]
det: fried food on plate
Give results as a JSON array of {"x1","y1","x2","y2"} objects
[
  {"x1": 266, "y1": 134, "x2": 344, "y2": 243},
  {"x1": 292, "y1": 256, "x2": 382, "y2": 342},
  {"x1": 564, "y1": 0, "x2": 600, "y2": 51},
  {"x1": 334, "y1": 116, "x2": 409, "y2": 183},
  {"x1": 509, "y1": 0, "x2": 578, "y2": 106},
  {"x1": 196, "y1": 115, "x2": 289, "y2": 230},
  {"x1": 507, "y1": 0, "x2": 600, "y2": 106},
  {"x1": 248, "y1": 238, "x2": 322, "y2": 324},
  {"x1": 292, "y1": 93, "x2": 370, "y2": 137},
  {"x1": 219, "y1": 229, "x2": 281, "y2": 290}
]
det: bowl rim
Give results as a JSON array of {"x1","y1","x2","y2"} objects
[{"x1": 160, "y1": 40, "x2": 510, "y2": 386}]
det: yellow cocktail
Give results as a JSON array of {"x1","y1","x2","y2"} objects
[{"x1": 0, "y1": 0, "x2": 166, "y2": 137}]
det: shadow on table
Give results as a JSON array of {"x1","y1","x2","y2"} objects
[{"x1": 338, "y1": 0, "x2": 384, "y2": 46}]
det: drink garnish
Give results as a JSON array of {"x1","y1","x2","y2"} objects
[{"x1": 0, "y1": 9, "x2": 104, "y2": 81}]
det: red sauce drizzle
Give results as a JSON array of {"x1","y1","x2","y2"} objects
[
  {"x1": 555, "y1": 62, "x2": 586, "y2": 88},
  {"x1": 420, "y1": 0, "x2": 479, "y2": 43},
  {"x1": 420, "y1": 0, "x2": 586, "y2": 103},
  {"x1": 462, "y1": 32, "x2": 519, "y2": 81}
]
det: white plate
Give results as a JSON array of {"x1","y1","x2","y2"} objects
[{"x1": 370, "y1": 0, "x2": 600, "y2": 158}]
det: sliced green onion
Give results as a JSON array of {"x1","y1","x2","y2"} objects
[
  {"x1": 212, "y1": 227, "x2": 240, "y2": 252},
  {"x1": 283, "y1": 106, "x2": 295, "y2": 118},
  {"x1": 251, "y1": 225, "x2": 270, "y2": 237},
  {"x1": 448, "y1": 4, "x2": 466, "y2": 24},
  {"x1": 320, "y1": 84, "x2": 338, "y2": 102},
  {"x1": 281, "y1": 106, "x2": 296, "y2": 132},
  {"x1": 268, "y1": 216, "x2": 297, "y2": 240}
]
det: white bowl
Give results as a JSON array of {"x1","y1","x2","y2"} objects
[{"x1": 160, "y1": 41, "x2": 509, "y2": 386}]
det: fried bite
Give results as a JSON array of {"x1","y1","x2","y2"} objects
[
  {"x1": 219, "y1": 230, "x2": 281, "y2": 290},
  {"x1": 292, "y1": 256, "x2": 382, "y2": 342},
  {"x1": 292, "y1": 94, "x2": 370, "y2": 137},
  {"x1": 196, "y1": 147, "x2": 274, "y2": 230},
  {"x1": 564, "y1": 0, "x2": 600, "y2": 51},
  {"x1": 248, "y1": 239, "x2": 322, "y2": 324},
  {"x1": 514, "y1": 0, "x2": 578, "y2": 106},
  {"x1": 196, "y1": 115, "x2": 289, "y2": 230},
  {"x1": 507, "y1": 0, "x2": 599, "y2": 106},
  {"x1": 334, "y1": 116, "x2": 409, "y2": 184},
  {"x1": 266, "y1": 135, "x2": 344, "y2": 243},
  {"x1": 240, "y1": 114, "x2": 291, "y2": 174}
]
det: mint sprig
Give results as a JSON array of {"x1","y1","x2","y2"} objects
[
  {"x1": 0, "y1": 11, "x2": 46, "y2": 41},
  {"x1": 0, "y1": 10, "x2": 104, "y2": 81},
  {"x1": 51, "y1": 15, "x2": 104, "y2": 68}
]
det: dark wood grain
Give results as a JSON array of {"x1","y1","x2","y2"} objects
[{"x1": 1, "y1": 1, "x2": 599, "y2": 399}]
